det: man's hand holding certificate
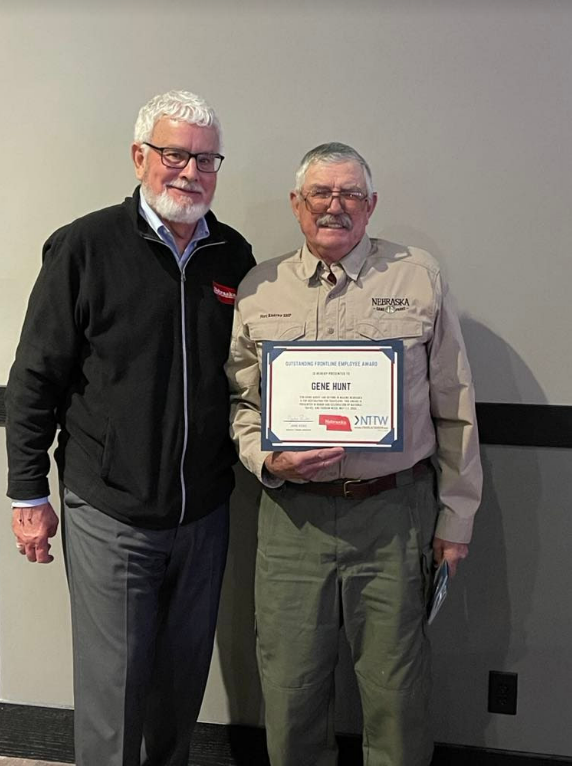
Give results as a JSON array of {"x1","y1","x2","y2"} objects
[{"x1": 264, "y1": 446, "x2": 346, "y2": 482}]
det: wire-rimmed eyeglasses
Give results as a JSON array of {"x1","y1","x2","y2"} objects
[{"x1": 301, "y1": 188, "x2": 369, "y2": 214}]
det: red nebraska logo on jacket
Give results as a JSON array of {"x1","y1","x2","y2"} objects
[{"x1": 212, "y1": 282, "x2": 237, "y2": 305}]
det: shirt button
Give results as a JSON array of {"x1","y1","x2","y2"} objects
[{"x1": 327, "y1": 327, "x2": 334, "y2": 335}]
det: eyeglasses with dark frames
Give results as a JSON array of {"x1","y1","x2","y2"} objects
[
  {"x1": 143, "y1": 142, "x2": 224, "y2": 173},
  {"x1": 302, "y1": 188, "x2": 369, "y2": 214}
]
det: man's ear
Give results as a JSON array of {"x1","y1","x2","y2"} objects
[
  {"x1": 132, "y1": 143, "x2": 146, "y2": 181},
  {"x1": 290, "y1": 191, "x2": 302, "y2": 222},
  {"x1": 366, "y1": 191, "x2": 378, "y2": 220}
]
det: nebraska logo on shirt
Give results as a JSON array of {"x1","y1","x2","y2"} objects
[
  {"x1": 371, "y1": 297, "x2": 410, "y2": 313},
  {"x1": 212, "y1": 282, "x2": 237, "y2": 305}
]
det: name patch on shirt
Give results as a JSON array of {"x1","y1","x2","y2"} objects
[
  {"x1": 372, "y1": 297, "x2": 410, "y2": 313},
  {"x1": 213, "y1": 282, "x2": 237, "y2": 305}
]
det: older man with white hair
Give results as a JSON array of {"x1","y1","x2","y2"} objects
[
  {"x1": 6, "y1": 90, "x2": 255, "y2": 766},
  {"x1": 226, "y1": 142, "x2": 482, "y2": 766}
]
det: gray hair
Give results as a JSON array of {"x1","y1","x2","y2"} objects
[
  {"x1": 294, "y1": 142, "x2": 374, "y2": 198},
  {"x1": 134, "y1": 90, "x2": 222, "y2": 148}
]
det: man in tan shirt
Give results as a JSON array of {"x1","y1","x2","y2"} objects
[{"x1": 226, "y1": 143, "x2": 482, "y2": 766}]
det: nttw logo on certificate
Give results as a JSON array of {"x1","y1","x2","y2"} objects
[{"x1": 261, "y1": 340, "x2": 404, "y2": 451}]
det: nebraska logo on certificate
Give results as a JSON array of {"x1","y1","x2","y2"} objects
[{"x1": 261, "y1": 340, "x2": 404, "y2": 451}]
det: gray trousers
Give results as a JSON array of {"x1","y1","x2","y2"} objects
[
  {"x1": 62, "y1": 488, "x2": 229, "y2": 766},
  {"x1": 256, "y1": 470, "x2": 438, "y2": 766}
]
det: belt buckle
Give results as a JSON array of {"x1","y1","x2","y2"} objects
[{"x1": 342, "y1": 479, "x2": 362, "y2": 498}]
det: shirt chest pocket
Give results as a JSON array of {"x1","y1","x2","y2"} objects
[
  {"x1": 249, "y1": 321, "x2": 306, "y2": 342},
  {"x1": 356, "y1": 319, "x2": 427, "y2": 376},
  {"x1": 249, "y1": 321, "x2": 307, "y2": 362},
  {"x1": 356, "y1": 319, "x2": 423, "y2": 342}
]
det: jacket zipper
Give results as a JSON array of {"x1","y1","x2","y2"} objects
[
  {"x1": 143, "y1": 234, "x2": 226, "y2": 525},
  {"x1": 179, "y1": 269, "x2": 189, "y2": 524}
]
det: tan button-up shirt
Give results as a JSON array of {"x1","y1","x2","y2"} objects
[{"x1": 226, "y1": 234, "x2": 482, "y2": 543}]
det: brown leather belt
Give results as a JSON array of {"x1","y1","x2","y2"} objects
[{"x1": 287, "y1": 459, "x2": 432, "y2": 500}]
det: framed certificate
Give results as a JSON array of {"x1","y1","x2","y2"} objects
[{"x1": 261, "y1": 340, "x2": 403, "y2": 451}]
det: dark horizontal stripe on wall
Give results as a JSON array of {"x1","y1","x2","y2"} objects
[
  {"x1": 0, "y1": 385, "x2": 571, "y2": 448},
  {"x1": 0, "y1": 703, "x2": 571, "y2": 765},
  {"x1": 476, "y1": 402, "x2": 572, "y2": 448}
]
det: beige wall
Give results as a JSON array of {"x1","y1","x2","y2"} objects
[
  {"x1": 2, "y1": 0, "x2": 572, "y2": 403},
  {"x1": 2, "y1": 0, "x2": 572, "y2": 757}
]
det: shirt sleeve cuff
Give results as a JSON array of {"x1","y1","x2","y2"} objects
[
  {"x1": 11, "y1": 497, "x2": 50, "y2": 508},
  {"x1": 434, "y1": 508, "x2": 475, "y2": 544},
  {"x1": 260, "y1": 464, "x2": 285, "y2": 489}
]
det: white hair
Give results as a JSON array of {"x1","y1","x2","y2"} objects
[
  {"x1": 134, "y1": 90, "x2": 222, "y2": 148},
  {"x1": 294, "y1": 142, "x2": 374, "y2": 198}
]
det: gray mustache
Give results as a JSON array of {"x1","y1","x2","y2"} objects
[
  {"x1": 316, "y1": 213, "x2": 352, "y2": 230},
  {"x1": 169, "y1": 181, "x2": 205, "y2": 193}
]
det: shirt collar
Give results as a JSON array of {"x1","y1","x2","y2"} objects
[
  {"x1": 339, "y1": 233, "x2": 372, "y2": 281},
  {"x1": 298, "y1": 233, "x2": 372, "y2": 283}
]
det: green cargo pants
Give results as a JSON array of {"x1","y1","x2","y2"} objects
[{"x1": 255, "y1": 469, "x2": 438, "y2": 766}]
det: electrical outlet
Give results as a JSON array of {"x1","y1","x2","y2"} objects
[{"x1": 488, "y1": 671, "x2": 518, "y2": 715}]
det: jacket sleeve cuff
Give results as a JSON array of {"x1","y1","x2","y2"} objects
[{"x1": 7, "y1": 478, "x2": 51, "y2": 501}]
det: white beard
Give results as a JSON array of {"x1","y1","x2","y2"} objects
[{"x1": 142, "y1": 183, "x2": 211, "y2": 225}]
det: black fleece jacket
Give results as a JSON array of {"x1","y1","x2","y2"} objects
[{"x1": 6, "y1": 187, "x2": 255, "y2": 528}]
